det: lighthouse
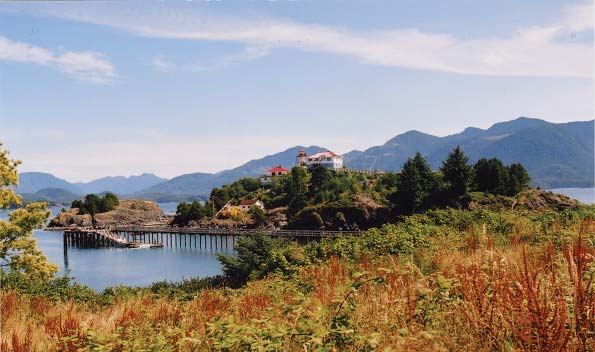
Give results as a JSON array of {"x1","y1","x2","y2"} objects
[{"x1": 296, "y1": 150, "x2": 307, "y2": 167}]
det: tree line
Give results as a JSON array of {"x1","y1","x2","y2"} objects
[
  {"x1": 392, "y1": 147, "x2": 530, "y2": 214},
  {"x1": 172, "y1": 200, "x2": 216, "y2": 226},
  {"x1": 174, "y1": 146, "x2": 531, "y2": 226},
  {"x1": 71, "y1": 193, "x2": 119, "y2": 216},
  {"x1": 283, "y1": 146, "x2": 530, "y2": 216}
]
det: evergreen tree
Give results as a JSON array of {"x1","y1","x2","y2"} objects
[
  {"x1": 71, "y1": 199, "x2": 86, "y2": 214},
  {"x1": 440, "y1": 146, "x2": 473, "y2": 198},
  {"x1": 99, "y1": 192, "x2": 119, "y2": 213},
  {"x1": 309, "y1": 164, "x2": 332, "y2": 203},
  {"x1": 287, "y1": 167, "x2": 308, "y2": 217},
  {"x1": 472, "y1": 158, "x2": 509, "y2": 195},
  {"x1": 394, "y1": 153, "x2": 437, "y2": 214},
  {"x1": 507, "y1": 163, "x2": 531, "y2": 195},
  {"x1": 84, "y1": 194, "x2": 102, "y2": 216}
]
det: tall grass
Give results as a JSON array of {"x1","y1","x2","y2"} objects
[{"x1": 1, "y1": 208, "x2": 594, "y2": 351}]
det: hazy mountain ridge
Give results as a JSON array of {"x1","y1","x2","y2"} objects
[
  {"x1": 21, "y1": 188, "x2": 81, "y2": 204},
  {"x1": 14, "y1": 118, "x2": 594, "y2": 202},
  {"x1": 135, "y1": 146, "x2": 326, "y2": 198},
  {"x1": 345, "y1": 117, "x2": 594, "y2": 188},
  {"x1": 15, "y1": 172, "x2": 83, "y2": 195},
  {"x1": 75, "y1": 173, "x2": 167, "y2": 194},
  {"x1": 15, "y1": 172, "x2": 166, "y2": 196}
]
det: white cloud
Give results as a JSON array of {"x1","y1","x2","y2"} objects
[
  {"x1": 0, "y1": 36, "x2": 116, "y2": 83},
  {"x1": 151, "y1": 55, "x2": 175, "y2": 71},
  {"x1": 5, "y1": 2, "x2": 593, "y2": 78},
  {"x1": 189, "y1": 45, "x2": 270, "y2": 71},
  {"x1": 558, "y1": 2, "x2": 594, "y2": 32}
]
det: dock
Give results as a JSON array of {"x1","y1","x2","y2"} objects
[
  {"x1": 63, "y1": 227, "x2": 128, "y2": 247},
  {"x1": 61, "y1": 226, "x2": 362, "y2": 250}
]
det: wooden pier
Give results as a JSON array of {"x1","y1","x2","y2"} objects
[
  {"x1": 63, "y1": 227, "x2": 129, "y2": 247},
  {"x1": 60, "y1": 226, "x2": 361, "y2": 250}
]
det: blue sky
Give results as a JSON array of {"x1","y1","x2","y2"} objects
[{"x1": 0, "y1": 0, "x2": 592, "y2": 182}]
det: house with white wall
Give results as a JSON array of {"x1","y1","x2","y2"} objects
[
  {"x1": 297, "y1": 150, "x2": 344, "y2": 170},
  {"x1": 238, "y1": 199, "x2": 265, "y2": 212}
]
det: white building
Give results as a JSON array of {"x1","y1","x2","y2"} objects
[
  {"x1": 238, "y1": 199, "x2": 265, "y2": 212},
  {"x1": 297, "y1": 150, "x2": 344, "y2": 170}
]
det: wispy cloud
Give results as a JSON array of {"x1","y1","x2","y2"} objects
[
  {"x1": 0, "y1": 35, "x2": 116, "y2": 83},
  {"x1": 4, "y1": 2, "x2": 593, "y2": 78},
  {"x1": 189, "y1": 45, "x2": 270, "y2": 71},
  {"x1": 151, "y1": 55, "x2": 175, "y2": 71},
  {"x1": 558, "y1": 2, "x2": 594, "y2": 32}
]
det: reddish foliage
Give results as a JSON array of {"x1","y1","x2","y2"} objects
[
  {"x1": 1, "y1": 291, "x2": 18, "y2": 325},
  {"x1": 44, "y1": 305, "x2": 86, "y2": 352}
]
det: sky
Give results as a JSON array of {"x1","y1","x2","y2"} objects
[{"x1": 0, "y1": 0, "x2": 593, "y2": 182}]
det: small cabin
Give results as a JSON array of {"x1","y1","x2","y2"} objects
[{"x1": 238, "y1": 199, "x2": 265, "y2": 212}]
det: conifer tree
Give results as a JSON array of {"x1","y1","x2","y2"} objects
[
  {"x1": 507, "y1": 163, "x2": 531, "y2": 195},
  {"x1": 440, "y1": 146, "x2": 473, "y2": 198},
  {"x1": 394, "y1": 153, "x2": 437, "y2": 214},
  {"x1": 472, "y1": 158, "x2": 509, "y2": 195},
  {"x1": 287, "y1": 167, "x2": 308, "y2": 216}
]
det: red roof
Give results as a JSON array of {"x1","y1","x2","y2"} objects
[
  {"x1": 239, "y1": 199, "x2": 261, "y2": 206},
  {"x1": 266, "y1": 165, "x2": 290, "y2": 173},
  {"x1": 308, "y1": 150, "x2": 342, "y2": 159}
]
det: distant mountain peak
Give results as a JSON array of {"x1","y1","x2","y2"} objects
[
  {"x1": 344, "y1": 117, "x2": 593, "y2": 188},
  {"x1": 15, "y1": 117, "x2": 594, "y2": 202},
  {"x1": 487, "y1": 116, "x2": 548, "y2": 134}
]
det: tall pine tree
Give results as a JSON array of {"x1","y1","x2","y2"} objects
[
  {"x1": 287, "y1": 167, "x2": 308, "y2": 217},
  {"x1": 472, "y1": 158, "x2": 509, "y2": 195},
  {"x1": 440, "y1": 146, "x2": 473, "y2": 198},
  {"x1": 394, "y1": 153, "x2": 437, "y2": 214}
]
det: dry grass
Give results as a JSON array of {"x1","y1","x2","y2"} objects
[{"x1": 2, "y1": 220, "x2": 595, "y2": 351}]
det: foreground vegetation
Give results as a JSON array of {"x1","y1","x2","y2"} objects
[{"x1": 2, "y1": 206, "x2": 595, "y2": 351}]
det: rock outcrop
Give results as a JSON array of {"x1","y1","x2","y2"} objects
[
  {"x1": 513, "y1": 189, "x2": 582, "y2": 211},
  {"x1": 467, "y1": 188, "x2": 583, "y2": 212},
  {"x1": 94, "y1": 199, "x2": 165, "y2": 227},
  {"x1": 48, "y1": 208, "x2": 93, "y2": 227},
  {"x1": 48, "y1": 199, "x2": 166, "y2": 227}
]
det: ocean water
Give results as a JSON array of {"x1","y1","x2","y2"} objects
[
  {"x1": 548, "y1": 187, "x2": 595, "y2": 205},
  {"x1": 1, "y1": 204, "x2": 231, "y2": 291}
]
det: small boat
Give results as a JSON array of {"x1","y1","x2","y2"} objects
[{"x1": 126, "y1": 242, "x2": 164, "y2": 249}]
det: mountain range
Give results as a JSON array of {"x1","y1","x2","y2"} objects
[
  {"x1": 344, "y1": 117, "x2": 594, "y2": 188},
  {"x1": 15, "y1": 117, "x2": 594, "y2": 203}
]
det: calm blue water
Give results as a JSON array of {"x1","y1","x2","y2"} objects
[
  {"x1": 1, "y1": 203, "x2": 232, "y2": 291},
  {"x1": 158, "y1": 202, "x2": 179, "y2": 215}
]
